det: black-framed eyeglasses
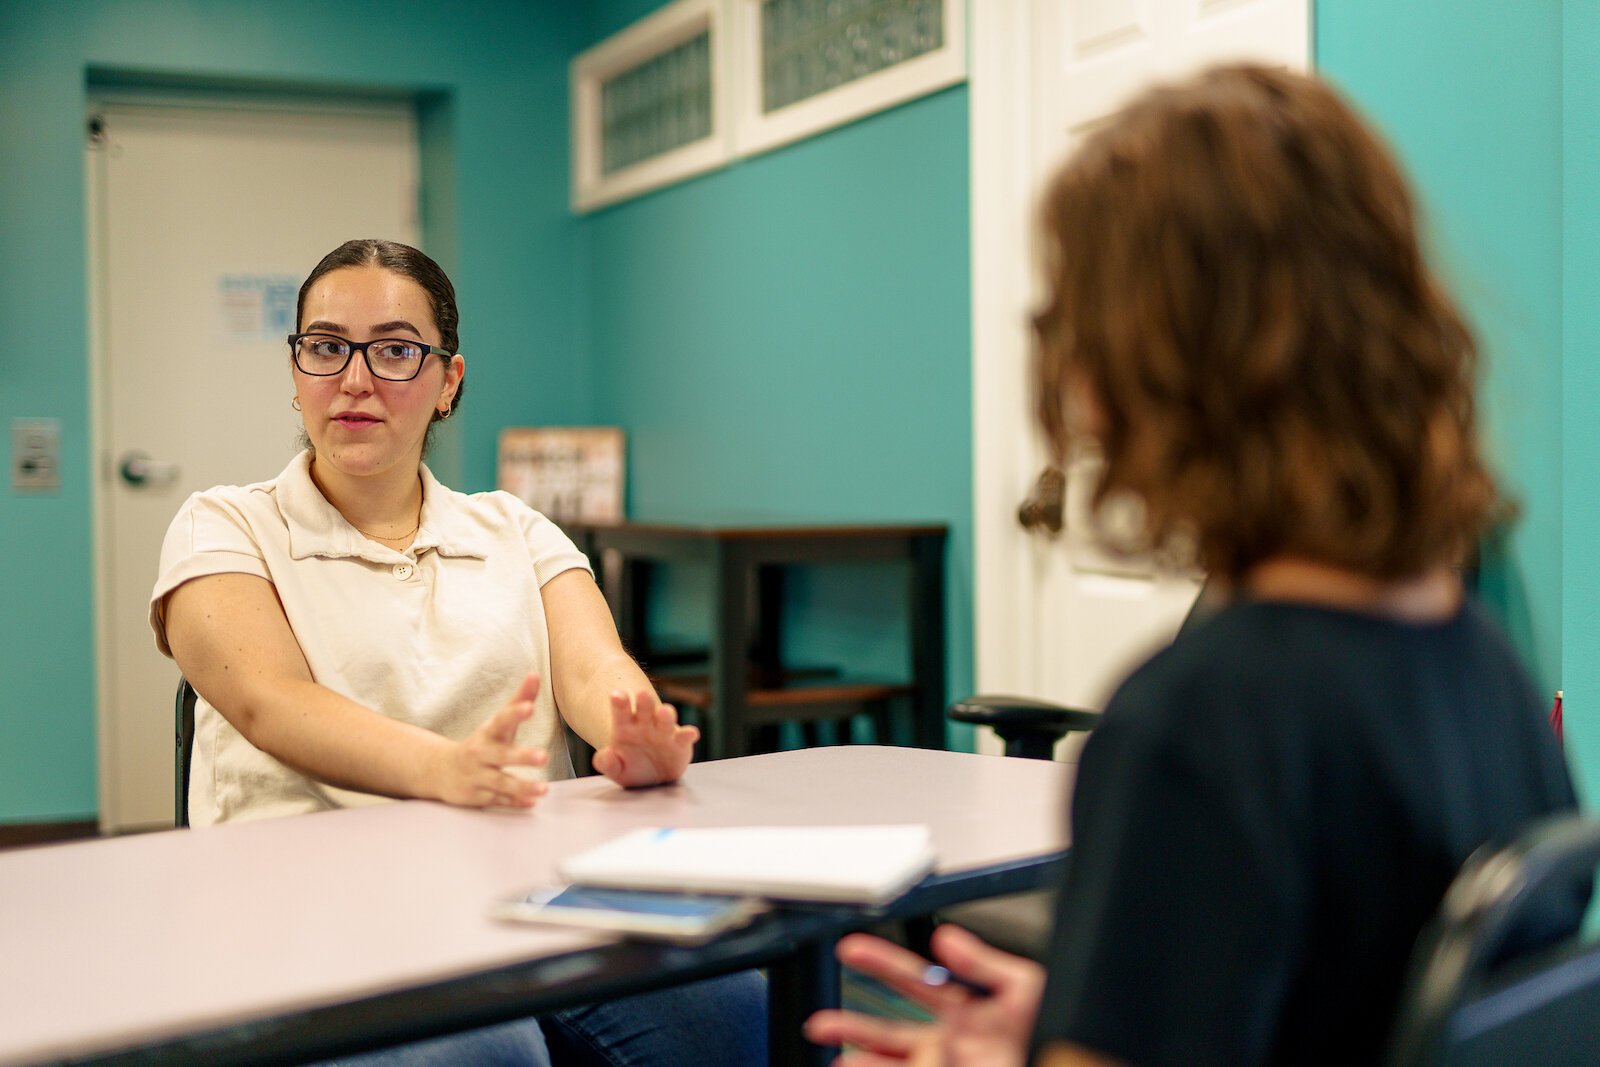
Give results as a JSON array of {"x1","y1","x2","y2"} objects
[{"x1": 287, "y1": 332, "x2": 454, "y2": 382}]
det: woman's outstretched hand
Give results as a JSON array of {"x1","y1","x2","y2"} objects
[
  {"x1": 429, "y1": 672, "x2": 550, "y2": 808},
  {"x1": 591, "y1": 688, "x2": 699, "y2": 787},
  {"x1": 804, "y1": 925, "x2": 1045, "y2": 1067}
]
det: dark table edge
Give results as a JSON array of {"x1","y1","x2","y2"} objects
[{"x1": 54, "y1": 851, "x2": 1067, "y2": 1067}]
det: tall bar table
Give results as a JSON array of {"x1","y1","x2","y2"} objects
[{"x1": 565, "y1": 520, "x2": 949, "y2": 759}]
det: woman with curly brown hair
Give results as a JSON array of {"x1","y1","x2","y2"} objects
[{"x1": 806, "y1": 64, "x2": 1578, "y2": 1067}]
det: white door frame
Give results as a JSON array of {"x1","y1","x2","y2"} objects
[
  {"x1": 970, "y1": 2, "x2": 1042, "y2": 699},
  {"x1": 86, "y1": 125, "x2": 115, "y2": 831},
  {"x1": 968, "y1": 3, "x2": 1314, "y2": 703}
]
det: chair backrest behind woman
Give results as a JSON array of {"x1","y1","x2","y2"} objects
[
  {"x1": 174, "y1": 677, "x2": 197, "y2": 828},
  {"x1": 1388, "y1": 814, "x2": 1599, "y2": 1067}
]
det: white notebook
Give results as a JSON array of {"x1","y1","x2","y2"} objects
[{"x1": 558, "y1": 824, "x2": 937, "y2": 904}]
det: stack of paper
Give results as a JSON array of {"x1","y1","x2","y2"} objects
[{"x1": 558, "y1": 824, "x2": 936, "y2": 904}]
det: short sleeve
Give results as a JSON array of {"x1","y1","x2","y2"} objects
[
  {"x1": 1031, "y1": 686, "x2": 1307, "y2": 1067},
  {"x1": 148, "y1": 492, "x2": 271, "y2": 656},
  {"x1": 509, "y1": 499, "x2": 593, "y2": 588}
]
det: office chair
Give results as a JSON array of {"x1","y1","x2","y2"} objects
[
  {"x1": 175, "y1": 677, "x2": 197, "y2": 828},
  {"x1": 948, "y1": 694, "x2": 1100, "y2": 760},
  {"x1": 1387, "y1": 813, "x2": 1600, "y2": 1067},
  {"x1": 936, "y1": 580, "x2": 1216, "y2": 956},
  {"x1": 931, "y1": 692, "x2": 1097, "y2": 959},
  {"x1": 936, "y1": 688, "x2": 1103, "y2": 959},
  {"x1": 952, "y1": 574, "x2": 1218, "y2": 759}
]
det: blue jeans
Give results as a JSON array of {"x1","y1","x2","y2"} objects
[{"x1": 325, "y1": 970, "x2": 767, "y2": 1066}]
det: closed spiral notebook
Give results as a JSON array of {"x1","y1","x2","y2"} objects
[{"x1": 558, "y1": 824, "x2": 937, "y2": 904}]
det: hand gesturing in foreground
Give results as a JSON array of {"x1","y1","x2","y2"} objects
[
  {"x1": 805, "y1": 925, "x2": 1046, "y2": 1067},
  {"x1": 591, "y1": 688, "x2": 699, "y2": 787},
  {"x1": 431, "y1": 672, "x2": 550, "y2": 808}
]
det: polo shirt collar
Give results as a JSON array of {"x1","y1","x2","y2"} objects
[
  {"x1": 416, "y1": 462, "x2": 495, "y2": 559},
  {"x1": 277, "y1": 450, "x2": 493, "y2": 562}
]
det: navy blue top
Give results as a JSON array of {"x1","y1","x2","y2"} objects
[{"x1": 1032, "y1": 599, "x2": 1579, "y2": 1066}]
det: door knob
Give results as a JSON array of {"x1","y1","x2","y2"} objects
[
  {"x1": 118, "y1": 451, "x2": 179, "y2": 488},
  {"x1": 1017, "y1": 466, "x2": 1066, "y2": 535}
]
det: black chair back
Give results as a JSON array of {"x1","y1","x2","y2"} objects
[
  {"x1": 175, "y1": 678, "x2": 197, "y2": 828},
  {"x1": 1388, "y1": 814, "x2": 1600, "y2": 1066}
]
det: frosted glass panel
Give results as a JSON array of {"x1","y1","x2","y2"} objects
[
  {"x1": 601, "y1": 30, "x2": 714, "y2": 175},
  {"x1": 762, "y1": 0, "x2": 944, "y2": 113}
]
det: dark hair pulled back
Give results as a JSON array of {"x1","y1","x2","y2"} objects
[{"x1": 296, "y1": 239, "x2": 463, "y2": 421}]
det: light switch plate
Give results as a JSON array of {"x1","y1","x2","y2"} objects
[{"x1": 12, "y1": 418, "x2": 61, "y2": 491}]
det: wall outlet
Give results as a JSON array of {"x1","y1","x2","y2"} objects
[{"x1": 11, "y1": 418, "x2": 61, "y2": 491}]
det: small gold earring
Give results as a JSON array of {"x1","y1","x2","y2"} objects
[
  {"x1": 291, "y1": 397, "x2": 302, "y2": 412},
  {"x1": 438, "y1": 406, "x2": 452, "y2": 420}
]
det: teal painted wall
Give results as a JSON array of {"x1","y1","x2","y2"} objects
[
  {"x1": 5, "y1": 0, "x2": 1587, "y2": 822},
  {"x1": 1319, "y1": 1, "x2": 1598, "y2": 799},
  {"x1": 1318, "y1": 3, "x2": 1566, "y2": 697},
  {"x1": 0, "y1": 0, "x2": 588, "y2": 822},
  {"x1": 1564, "y1": 0, "x2": 1600, "y2": 804},
  {"x1": 577, "y1": 7, "x2": 975, "y2": 737}
]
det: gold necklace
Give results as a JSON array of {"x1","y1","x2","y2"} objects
[
  {"x1": 341, "y1": 475, "x2": 424, "y2": 543},
  {"x1": 355, "y1": 517, "x2": 420, "y2": 542}
]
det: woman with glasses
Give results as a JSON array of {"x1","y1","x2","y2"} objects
[
  {"x1": 150, "y1": 239, "x2": 763, "y2": 1065},
  {"x1": 804, "y1": 65, "x2": 1580, "y2": 1067}
]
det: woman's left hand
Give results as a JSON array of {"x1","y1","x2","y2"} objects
[{"x1": 591, "y1": 688, "x2": 699, "y2": 787}]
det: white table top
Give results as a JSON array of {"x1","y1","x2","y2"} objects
[{"x1": 0, "y1": 746, "x2": 1072, "y2": 1066}]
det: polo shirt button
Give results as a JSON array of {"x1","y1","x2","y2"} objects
[{"x1": 393, "y1": 562, "x2": 414, "y2": 581}]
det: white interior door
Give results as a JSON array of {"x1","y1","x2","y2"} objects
[
  {"x1": 970, "y1": 0, "x2": 1310, "y2": 755},
  {"x1": 88, "y1": 100, "x2": 419, "y2": 831}
]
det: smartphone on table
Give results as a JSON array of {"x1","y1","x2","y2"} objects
[{"x1": 492, "y1": 885, "x2": 766, "y2": 944}]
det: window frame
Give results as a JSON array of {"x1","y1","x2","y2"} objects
[
  {"x1": 570, "y1": 0, "x2": 732, "y2": 213},
  {"x1": 571, "y1": 0, "x2": 969, "y2": 213},
  {"x1": 730, "y1": 0, "x2": 968, "y2": 158}
]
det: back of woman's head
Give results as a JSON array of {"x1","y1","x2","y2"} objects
[{"x1": 1034, "y1": 64, "x2": 1496, "y2": 581}]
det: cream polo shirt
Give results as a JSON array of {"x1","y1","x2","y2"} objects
[{"x1": 149, "y1": 450, "x2": 591, "y2": 827}]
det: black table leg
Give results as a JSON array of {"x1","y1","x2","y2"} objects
[
  {"x1": 714, "y1": 544, "x2": 753, "y2": 759},
  {"x1": 768, "y1": 939, "x2": 840, "y2": 1067},
  {"x1": 615, "y1": 557, "x2": 651, "y2": 657},
  {"x1": 755, "y1": 564, "x2": 786, "y2": 689},
  {"x1": 909, "y1": 533, "x2": 948, "y2": 749}
]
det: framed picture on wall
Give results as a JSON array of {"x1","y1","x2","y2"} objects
[{"x1": 498, "y1": 427, "x2": 626, "y2": 523}]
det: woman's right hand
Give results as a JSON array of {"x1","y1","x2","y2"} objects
[
  {"x1": 427, "y1": 673, "x2": 550, "y2": 808},
  {"x1": 805, "y1": 926, "x2": 1045, "y2": 1067}
]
